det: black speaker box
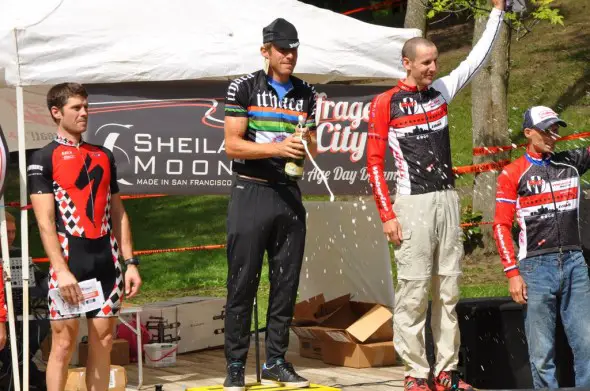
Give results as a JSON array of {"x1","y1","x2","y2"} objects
[{"x1": 426, "y1": 297, "x2": 574, "y2": 389}]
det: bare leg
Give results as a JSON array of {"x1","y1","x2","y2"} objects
[
  {"x1": 86, "y1": 317, "x2": 117, "y2": 391},
  {"x1": 46, "y1": 319, "x2": 79, "y2": 391}
]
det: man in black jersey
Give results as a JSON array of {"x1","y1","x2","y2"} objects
[{"x1": 222, "y1": 18, "x2": 318, "y2": 391}]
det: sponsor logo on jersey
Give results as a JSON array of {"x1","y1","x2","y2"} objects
[
  {"x1": 527, "y1": 175, "x2": 547, "y2": 194},
  {"x1": 399, "y1": 97, "x2": 417, "y2": 115}
]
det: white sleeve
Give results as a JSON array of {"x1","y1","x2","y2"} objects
[{"x1": 432, "y1": 8, "x2": 504, "y2": 103}]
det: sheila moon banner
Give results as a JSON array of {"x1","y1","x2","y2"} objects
[{"x1": 85, "y1": 80, "x2": 395, "y2": 196}]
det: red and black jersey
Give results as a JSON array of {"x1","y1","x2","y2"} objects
[
  {"x1": 493, "y1": 149, "x2": 590, "y2": 278},
  {"x1": 27, "y1": 135, "x2": 119, "y2": 239},
  {"x1": 366, "y1": 8, "x2": 504, "y2": 223},
  {"x1": 368, "y1": 82, "x2": 454, "y2": 201}
]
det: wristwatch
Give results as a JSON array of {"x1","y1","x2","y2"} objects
[{"x1": 124, "y1": 257, "x2": 140, "y2": 267}]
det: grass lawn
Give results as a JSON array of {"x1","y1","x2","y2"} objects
[
  {"x1": 10, "y1": 0, "x2": 586, "y2": 328},
  {"x1": 21, "y1": 191, "x2": 508, "y2": 328}
]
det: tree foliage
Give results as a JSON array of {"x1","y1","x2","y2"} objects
[{"x1": 426, "y1": 0, "x2": 563, "y2": 39}]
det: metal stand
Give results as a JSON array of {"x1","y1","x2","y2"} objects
[
  {"x1": 145, "y1": 316, "x2": 180, "y2": 344},
  {"x1": 254, "y1": 296, "x2": 261, "y2": 384}
]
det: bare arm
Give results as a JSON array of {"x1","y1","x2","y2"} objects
[
  {"x1": 224, "y1": 117, "x2": 306, "y2": 160},
  {"x1": 30, "y1": 194, "x2": 69, "y2": 273},
  {"x1": 110, "y1": 193, "x2": 142, "y2": 298},
  {"x1": 225, "y1": 117, "x2": 278, "y2": 159},
  {"x1": 433, "y1": 0, "x2": 505, "y2": 103},
  {"x1": 110, "y1": 193, "x2": 133, "y2": 260},
  {"x1": 30, "y1": 193, "x2": 83, "y2": 304}
]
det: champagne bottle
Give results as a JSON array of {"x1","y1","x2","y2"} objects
[{"x1": 284, "y1": 115, "x2": 306, "y2": 180}]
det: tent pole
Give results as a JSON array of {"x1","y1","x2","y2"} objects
[
  {"x1": 0, "y1": 194, "x2": 20, "y2": 391},
  {"x1": 16, "y1": 85, "x2": 30, "y2": 391}
]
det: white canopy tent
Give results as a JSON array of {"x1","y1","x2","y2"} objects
[
  {"x1": 0, "y1": 0, "x2": 420, "y2": 151},
  {"x1": 0, "y1": 0, "x2": 419, "y2": 86},
  {"x1": 0, "y1": 1, "x2": 420, "y2": 389}
]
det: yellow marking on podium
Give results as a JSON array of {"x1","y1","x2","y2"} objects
[{"x1": 187, "y1": 383, "x2": 340, "y2": 391}]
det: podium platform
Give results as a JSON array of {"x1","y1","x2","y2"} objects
[{"x1": 187, "y1": 383, "x2": 340, "y2": 390}]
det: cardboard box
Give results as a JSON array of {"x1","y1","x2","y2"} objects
[
  {"x1": 321, "y1": 340, "x2": 396, "y2": 368},
  {"x1": 292, "y1": 294, "x2": 350, "y2": 326},
  {"x1": 78, "y1": 339, "x2": 130, "y2": 366},
  {"x1": 111, "y1": 339, "x2": 130, "y2": 365},
  {"x1": 173, "y1": 296, "x2": 225, "y2": 354},
  {"x1": 317, "y1": 302, "x2": 393, "y2": 344},
  {"x1": 291, "y1": 294, "x2": 350, "y2": 361},
  {"x1": 64, "y1": 365, "x2": 127, "y2": 391},
  {"x1": 291, "y1": 294, "x2": 394, "y2": 368},
  {"x1": 298, "y1": 337, "x2": 323, "y2": 360}
]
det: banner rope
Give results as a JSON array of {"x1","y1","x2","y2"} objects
[
  {"x1": 32, "y1": 243, "x2": 226, "y2": 263},
  {"x1": 5, "y1": 194, "x2": 168, "y2": 210},
  {"x1": 12, "y1": 131, "x2": 589, "y2": 229},
  {"x1": 473, "y1": 131, "x2": 590, "y2": 156},
  {"x1": 341, "y1": 0, "x2": 404, "y2": 16},
  {"x1": 460, "y1": 221, "x2": 494, "y2": 228}
]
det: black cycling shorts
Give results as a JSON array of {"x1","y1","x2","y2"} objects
[{"x1": 48, "y1": 233, "x2": 123, "y2": 320}]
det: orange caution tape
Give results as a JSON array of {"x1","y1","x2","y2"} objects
[
  {"x1": 558, "y1": 131, "x2": 590, "y2": 142},
  {"x1": 452, "y1": 159, "x2": 511, "y2": 175},
  {"x1": 5, "y1": 194, "x2": 168, "y2": 211},
  {"x1": 120, "y1": 194, "x2": 167, "y2": 200},
  {"x1": 472, "y1": 144, "x2": 525, "y2": 156},
  {"x1": 473, "y1": 131, "x2": 590, "y2": 156},
  {"x1": 32, "y1": 243, "x2": 226, "y2": 263},
  {"x1": 5, "y1": 201, "x2": 32, "y2": 210},
  {"x1": 460, "y1": 221, "x2": 494, "y2": 228},
  {"x1": 342, "y1": 0, "x2": 403, "y2": 15},
  {"x1": 133, "y1": 244, "x2": 225, "y2": 256}
]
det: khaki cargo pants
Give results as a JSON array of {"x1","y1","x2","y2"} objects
[{"x1": 392, "y1": 189, "x2": 463, "y2": 378}]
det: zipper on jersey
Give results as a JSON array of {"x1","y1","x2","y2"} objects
[
  {"x1": 418, "y1": 91, "x2": 442, "y2": 187},
  {"x1": 544, "y1": 165, "x2": 563, "y2": 255},
  {"x1": 418, "y1": 91, "x2": 434, "y2": 133}
]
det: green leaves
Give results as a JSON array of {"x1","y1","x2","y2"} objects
[
  {"x1": 426, "y1": 0, "x2": 564, "y2": 31},
  {"x1": 427, "y1": 0, "x2": 491, "y2": 19},
  {"x1": 531, "y1": 1, "x2": 564, "y2": 25}
]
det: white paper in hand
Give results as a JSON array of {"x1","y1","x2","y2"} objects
[{"x1": 48, "y1": 278, "x2": 105, "y2": 315}]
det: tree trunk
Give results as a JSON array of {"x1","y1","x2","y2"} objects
[
  {"x1": 471, "y1": 15, "x2": 512, "y2": 256},
  {"x1": 404, "y1": 0, "x2": 427, "y2": 33}
]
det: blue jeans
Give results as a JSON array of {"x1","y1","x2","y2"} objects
[{"x1": 520, "y1": 250, "x2": 590, "y2": 389}]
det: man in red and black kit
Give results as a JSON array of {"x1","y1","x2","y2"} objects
[
  {"x1": 493, "y1": 106, "x2": 590, "y2": 389},
  {"x1": 366, "y1": 1, "x2": 505, "y2": 390},
  {"x1": 28, "y1": 83, "x2": 142, "y2": 391}
]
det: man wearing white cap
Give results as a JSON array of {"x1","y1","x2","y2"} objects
[{"x1": 493, "y1": 106, "x2": 590, "y2": 389}]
